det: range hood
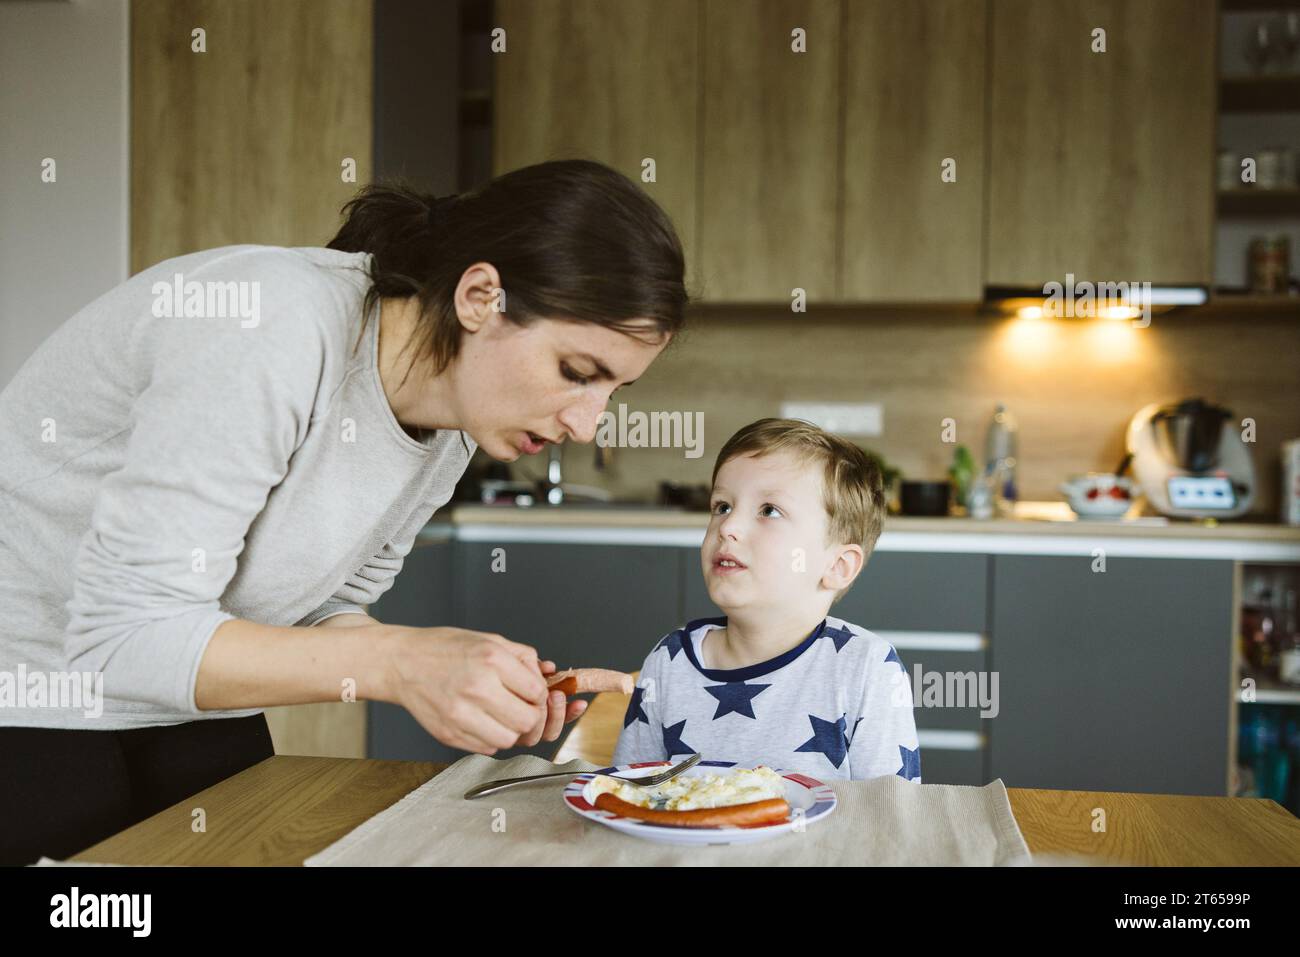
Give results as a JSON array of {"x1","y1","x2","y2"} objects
[{"x1": 985, "y1": 283, "x2": 1208, "y2": 319}]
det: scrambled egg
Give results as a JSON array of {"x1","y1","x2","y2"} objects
[{"x1": 591, "y1": 766, "x2": 785, "y2": 811}]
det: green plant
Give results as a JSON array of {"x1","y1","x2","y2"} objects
[{"x1": 948, "y1": 444, "x2": 975, "y2": 504}]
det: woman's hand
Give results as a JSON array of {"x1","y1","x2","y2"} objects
[
  {"x1": 528, "y1": 659, "x2": 589, "y2": 748},
  {"x1": 378, "y1": 626, "x2": 584, "y2": 754}
]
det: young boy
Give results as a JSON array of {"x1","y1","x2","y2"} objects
[{"x1": 612, "y1": 418, "x2": 920, "y2": 782}]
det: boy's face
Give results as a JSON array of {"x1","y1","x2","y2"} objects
[{"x1": 703, "y1": 449, "x2": 846, "y2": 613}]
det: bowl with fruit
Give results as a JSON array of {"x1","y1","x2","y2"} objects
[{"x1": 1058, "y1": 473, "x2": 1140, "y2": 519}]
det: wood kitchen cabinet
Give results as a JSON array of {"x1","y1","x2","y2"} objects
[
  {"x1": 985, "y1": 0, "x2": 1217, "y2": 286},
  {"x1": 988, "y1": 554, "x2": 1234, "y2": 796},
  {"x1": 130, "y1": 0, "x2": 372, "y2": 273},
  {"x1": 491, "y1": 0, "x2": 700, "y2": 288},
  {"x1": 840, "y1": 0, "x2": 988, "y2": 302},
  {"x1": 697, "y1": 0, "x2": 841, "y2": 303},
  {"x1": 492, "y1": 0, "x2": 840, "y2": 304},
  {"x1": 489, "y1": 0, "x2": 1220, "y2": 302}
]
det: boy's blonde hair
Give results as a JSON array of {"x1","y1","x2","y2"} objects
[{"x1": 711, "y1": 418, "x2": 887, "y2": 604}]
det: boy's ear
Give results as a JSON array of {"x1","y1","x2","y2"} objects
[{"x1": 821, "y1": 543, "x2": 864, "y2": 594}]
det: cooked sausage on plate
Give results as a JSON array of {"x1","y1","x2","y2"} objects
[{"x1": 589, "y1": 765, "x2": 791, "y2": 828}]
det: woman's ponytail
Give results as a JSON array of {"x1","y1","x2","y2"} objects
[{"x1": 326, "y1": 159, "x2": 689, "y2": 377}]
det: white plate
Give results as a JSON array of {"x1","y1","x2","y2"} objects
[{"x1": 563, "y1": 760, "x2": 837, "y2": 846}]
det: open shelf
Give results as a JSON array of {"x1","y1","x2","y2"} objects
[
  {"x1": 1218, "y1": 188, "x2": 1300, "y2": 215},
  {"x1": 1222, "y1": 0, "x2": 1300, "y2": 10},
  {"x1": 1206, "y1": 290, "x2": 1300, "y2": 311},
  {"x1": 1239, "y1": 673, "x2": 1300, "y2": 704},
  {"x1": 1220, "y1": 75, "x2": 1300, "y2": 112}
]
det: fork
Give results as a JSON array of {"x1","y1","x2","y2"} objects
[{"x1": 463, "y1": 753, "x2": 702, "y2": 799}]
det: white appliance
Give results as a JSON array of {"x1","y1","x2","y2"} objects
[{"x1": 1126, "y1": 398, "x2": 1256, "y2": 520}]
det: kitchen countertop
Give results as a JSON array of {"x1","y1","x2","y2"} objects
[{"x1": 420, "y1": 503, "x2": 1300, "y2": 561}]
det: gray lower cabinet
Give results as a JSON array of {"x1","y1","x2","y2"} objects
[
  {"x1": 987, "y1": 554, "x2": 1234, "y2": 796},
  {"x1": 366, "y1": 539, "x2": 458, "y2": 762},
  {"x1": 368, "y1": 540, "x2": 679, "y2": 764},
  {"x1": 837, "y1": 553, "x2": 992, "y2": 787},
  {"x1": 368, "y1": 538, "x2": 1237, "y2": 798}
]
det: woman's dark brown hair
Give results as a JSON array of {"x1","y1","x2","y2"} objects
[{"x1": 327, "y1": 159, "x2": 689, "y2": 383}]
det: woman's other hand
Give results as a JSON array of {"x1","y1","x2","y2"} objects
[
  {"x1": 379, "y1": 626, "x2": 580, "y2": 754},
  {"x1": 525, "y1": 659, "x2": 589, "y2": 748}
]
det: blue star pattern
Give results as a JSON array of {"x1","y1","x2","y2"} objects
[
  {"x1": 822, "y1": 623, "x2": 856, "y2": 652},
  {"x1": 654, "y1": 628, "x2": 688, "y2": 661},
  {"x1": 794, "y1": 713, "x2": 850, "y2": 769},
  {"x1": 662, "y1": 719, "x2": 694, "y2": 758},
  {"x1": 610, "y1": 616, "x2": 921, "y2": 781},
  {"x1": 704, "y1": 682, "x2": 770, "y2": 720},
  {"x1": 897, "y1": 744, "x2": 922, "y2": 781},
  {"x1": 622, "y1": 685, "x2": 649, "y2": 728}
]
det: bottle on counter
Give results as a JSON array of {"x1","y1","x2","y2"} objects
[{"x1": 984, "y1": 403, "x2": 1019, "y2": 515}]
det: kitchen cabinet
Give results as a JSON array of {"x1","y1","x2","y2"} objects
[
  {"x1": 490, "y1": 0, "x2": 1221, "y2": 303},
  {"x1": 840, "y1": 0, "x2": 988, "y2": 302},
  {"x1": 455, "y1": 542, "x2": 678, "y2": 675},
  {"x1": 491, "y1": 0, "x2": 700, "y2": 288},
  {"x1": 366, "y1": 539, "x2": 458, "y2": 762},
  {"x1": 988, "y1": 554, "x2": 1234, "y2": 795},
  {"x1": 368, "y1": 540, "x2": 680, "y2": 763},
  {"x1": 985, "y1": 0, "x2": 1217, "y2": 286},
  {"x1": 130, "y1": 0, "x2": 372, "y2": 273},
  {"x1": 696, "y1": 0, "x2": 841, "y2": 303},
  {"x1": 835, "y1": 553, "x2": 991, "y2": 787},
  {"x1": 371, "y1": 538, "x2": 1238, "y2": 797}
]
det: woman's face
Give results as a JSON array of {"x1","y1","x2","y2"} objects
[{"x1": 448, "y1": 265, "x2": 671, "y2": 462}]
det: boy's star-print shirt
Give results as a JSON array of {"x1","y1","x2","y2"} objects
[{"x1": 611, "y1": 615, "x2": 922, "y2": 782}]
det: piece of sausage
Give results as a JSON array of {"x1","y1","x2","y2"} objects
[
  {"x1": 594, "y1": 793, "x2": 791, "y2": 829},
  {"x1": 546, "y1": 668, "x2": 634, "y2": 696}
]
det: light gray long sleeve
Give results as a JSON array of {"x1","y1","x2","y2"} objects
[{"x1": 0, "y1": 245, "x2": 475, "y2": 729}]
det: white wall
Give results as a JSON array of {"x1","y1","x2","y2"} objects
[{"x1": 0, "y1": 0, "x2": 129, "y2": 388}]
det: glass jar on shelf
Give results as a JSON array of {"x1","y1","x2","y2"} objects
[{"x1": 1278, "y1": 590, "x2": 1300, "y2": 687}]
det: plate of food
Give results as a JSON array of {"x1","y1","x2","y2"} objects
[{"x1": 563, "y1": 760, "x2": 837, "y2": 845}]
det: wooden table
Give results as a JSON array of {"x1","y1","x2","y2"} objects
[{"x1": 72, "y1": 688, "x2": 1300, "y2": 866}]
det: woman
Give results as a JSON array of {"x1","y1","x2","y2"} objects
[{"x1": 0, "y1": 159, "x2": 689, "y2": 864}]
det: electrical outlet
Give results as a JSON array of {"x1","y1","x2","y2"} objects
[{"x1": 779, "y1": 402, "x2": 883, "y2": 437}]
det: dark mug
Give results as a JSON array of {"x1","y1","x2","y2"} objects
[{"x1": 899, "y1": 480, "x2": 952, "y2": 516}]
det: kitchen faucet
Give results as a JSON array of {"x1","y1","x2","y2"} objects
[
  {"x1": 541, "y1": 442, "x2": 564, "y2": 505},
  {"x1": 536, "y1": 440, "x2": 615, "y2": 506}
]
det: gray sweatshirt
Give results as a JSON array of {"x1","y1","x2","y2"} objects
[{"x1": 0, "y1": 245, "x2": 476, "y2": 730}]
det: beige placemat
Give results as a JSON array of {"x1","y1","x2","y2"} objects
[{"x1": 305, "y1": 754, "x2": 1034, "y2": 866}]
